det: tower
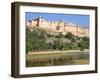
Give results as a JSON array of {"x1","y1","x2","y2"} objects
[
  {"x1": 37, "y1": 16, "x2": 44, "y2": 27},
  {"x1": 57, "y1": 20, "x2": 64, "y2": 31}
]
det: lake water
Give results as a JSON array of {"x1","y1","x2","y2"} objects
[{"x1": 26, "y1": 52, "x2": 89, "y2": 67}]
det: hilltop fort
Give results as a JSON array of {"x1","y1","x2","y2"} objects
[{"x1": 26, "y1": 16, "x2": 89, "y2": 37}]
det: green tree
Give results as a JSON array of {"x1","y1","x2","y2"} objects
[
  {"x1": 64, "y1": 32, "x2": 74, "y2": 39},
  {"x1": 78, "y1": 40, "x2": 89, "y2": 51},
  {"x1": 26, "y1": 27, "x2": 47, "y2": 54},
  {"x1": 82, "y1": 37, "x2": 89, "y2": 41},
  {"x1": 26, "y1": 28, "x2": 33, "y2": 54}
]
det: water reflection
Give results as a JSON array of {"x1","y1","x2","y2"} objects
[{"x1": 26, "y1": 52, "x2": 89, "y2": 67}]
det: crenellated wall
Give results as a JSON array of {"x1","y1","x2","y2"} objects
[{"x1": 26, "y1": 17, "x2": 89, "y2": 37}]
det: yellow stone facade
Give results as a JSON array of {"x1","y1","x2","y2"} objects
[{"x1": 26, "y1": 17, "x2": 89, "y2": 37}]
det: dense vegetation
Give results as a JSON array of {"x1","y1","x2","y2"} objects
[{"x1": 26, "y1": 27, "x2": 89, "y2": 54}]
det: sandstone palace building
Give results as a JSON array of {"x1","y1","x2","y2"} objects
[{"x1": 26, "y1": 16, "x2": 89, "y2": 37}]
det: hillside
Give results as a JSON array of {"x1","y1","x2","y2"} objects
[{"x1": 26, "y1": 27, "x2": 89, "y2": 54}]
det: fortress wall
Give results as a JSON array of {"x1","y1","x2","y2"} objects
[
  {"x1": 47, "y1": 22, "x2": 51, "y2": 28},
  {"x1": 50, "y1": 22, "x2": 58, "y2": 30},
  {"x1": 26, "y1": 21, "x2": 31, "y2": 28},
  {"x1": 38, "y1": 20, "x2": 42, "y2": 27},
  {"x1": 85, "y1": 29, "x2": 89, "y2": 37},
  {"x1": 31, "y1": 20, "x2": 37, "y2": 27},
  {"x1": 58, "y1": 22, "x2": 65, "y2": 31},
  {"x1": 40, "y1": 20, "x2": 47, "y2": 28},
  {"x1": 26, "y1": 17, "x2": 89, "y2": 37},
  {"x1": 77, "y1": 27, "x2": 85, "y2": 34},
  {"x1": 65, "y1": 25, "x2": 77, "y2": 33}
]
